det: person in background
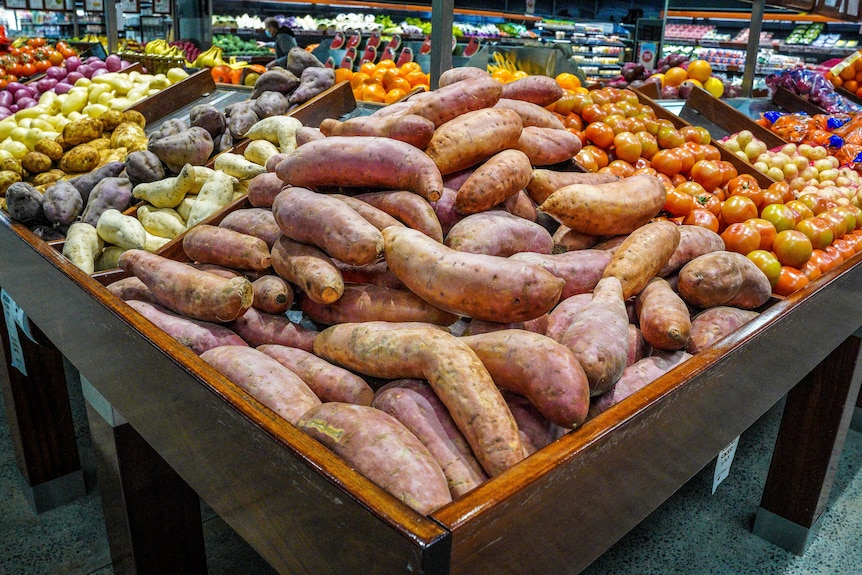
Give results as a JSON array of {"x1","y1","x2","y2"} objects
[{"x1": 264, "y1": 17, "x2": 298, "y2": 69}]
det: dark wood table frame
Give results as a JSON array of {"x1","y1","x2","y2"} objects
[{"x1": 1, "y1": 208, "x2": 861, "y2": 573}]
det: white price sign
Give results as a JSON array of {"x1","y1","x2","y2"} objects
[
  {"x1": 1, "y1": 289, "x2": 36, "y2": 376},
  {"x1": 712, "y1": 436, "x2": 740, "y2": 494}
]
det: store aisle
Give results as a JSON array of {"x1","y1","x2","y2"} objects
[{"x1": 1, "y1": 360, "x2": 860, "y2": 574}]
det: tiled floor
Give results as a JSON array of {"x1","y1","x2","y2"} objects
[{"x1": 1, "y1": 358, "x2": 860, "y2": 574}]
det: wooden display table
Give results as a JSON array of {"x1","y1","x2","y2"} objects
[{"x1": 0, "y1": 206, "x2": 860, "y2": 573}]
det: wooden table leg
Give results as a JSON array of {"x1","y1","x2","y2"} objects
[
  {"x1": 0, "y1": 292, "x2": 85, "y2": 512},
  {"x1": 753, "y1": 334, "x2": 862, "y2": 554},
  {"x1": 82, "y1": 376, "x2": 207, "y2": 575}
]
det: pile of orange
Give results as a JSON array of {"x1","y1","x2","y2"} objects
[
  {"x1": 336, "y1": 60, "x2": 430, "y2": 104},
  {"x1": 825, "y1": 56, "x2": 862, "y2": 99}
]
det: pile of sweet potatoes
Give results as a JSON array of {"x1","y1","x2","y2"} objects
[{"x1": 101, "y1": 67, "x2": 776, "y2": 516}]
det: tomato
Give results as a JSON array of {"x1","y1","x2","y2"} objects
[
  {"x1": 581, "y1": 104, "x2": 607, "y2": 124},
  {"x1": 601, "y1": 103, "x2": 625, "y2": 117},
  {"x1": 759, "y1": 203, "x2": 798, "y2": 233},
  {"x1": 612, "y1": 131, "x2": 642, "y2": 163},
  {"x1": 682, "y1": 208, "x2": 720, "y2": 232},
  {"x1": 632, "y1": 166, "x2": 658, "y2": 177},
  {"x1": 575, "y1": 149, "x2": 598, "y2": 172},
  {"x1": 769, "y1": 180, "x2": 794, "y2": 203},
  {"x1": 651, "y1": 149, "x2": 682, "y2": 177},
  {"x1": 563, "y1": 113, "x2": 583, "y2": 132},
  {"x1": 831, "y1": 206, "x2": 858, "y2": 234},
  {"x1": 679, "y1": 125, "x2": 703, "y2": 144},
  {"x1": 783, "y1": 200, "x2": 814, "y2": 222},
  {"x1": 553, "y1": 93, "x2": 578, "y2": 115},
  {"x1": 717, "y1": 161, "x2": 738, "y2": 187},
  {"x1": 795, "y1": 216, "x2": 834, "y2": 250},
  {"x1": 808, "y1": 249, "x2": 838, "y2": 273},
  {"x1": 676, "y1": 180, "x2": 705, "y2": 196},
  {"x1": 702, "y1": 144, "x2": 722, "y2": 161},
  {"x1": 656, "y1": 125, "x2": 685, "y2": 149},
  {"x1": 819, "y1": 209, "x2": 849, "y2": 238},
  {"x1": 720, "y1": 195, "x2": 758, "y2": 225},
  {"x1": 795, "y1": 192, "x2": 829, "y2": 215},
  {"x1": 721, "y1": 222, "x2": 761, "y2": 255},
  {"x1": 747, "y1": 249, "x2": 781, "y2": 287},
  {"x1": 693, "y1": 192, "x2": 722, "y2": 216},
  {"x1": 635, "y1": 131, "x2": 658, "y2": 159},
  {"x1": 607, "y1": 159, "x2": 635, "y2": 177},
  {"x1": 726, "y1": 174, "x2": 759, "y2": 196},
  {"x1": 744, "y1": 218, "x2": 778, "y2": 251},
  {"x1": 689, "y1": 160, "x2": 723, "y2": 193},
  {"x1": 627, "y1": 117, "x2": 646, "y2": 133},
  {"x1": 681, "y1": 141, "x2": 706, "y2": 163},
  {"x1": 603, "y1": 114, "x2": 630, "y2": 135},
  {"x1": 800, "y1": 259, "x2": 823, "y2": 282},
  {"x1": 831, "y1": 238, "x2": 856, "y2": 261},
  {"x1": 568, "y1": 92, "x2": 594, "y2": 115},
  {"x1": 773, "y1": 229, "x2": 813, "y2": 267},
  {"x1": 663, "y1": 187, "x2": 694, "y2": 217},
  {"x1": 774, "y1": 266, "x2": 809, "y2": 297},
  {"x1": 674, "y1": 147, "x2": 696, "y2": 175},
  {"x1": 20, "y1": 62, "x2": 36, "y2": 77},
  {"x1": 843, "y1": 205, "x2": 862, "y2": 230},
  {"x1": 584, "y1": 121, "x2": 614, "y2": 149}
]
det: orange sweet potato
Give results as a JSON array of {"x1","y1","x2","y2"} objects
[
  {"x1": 333, "y1": 259, "x2": 404, "y2": 290},
  {"x1": 677, "y1": 251, "x2": 772, "y2": 310},
  {"x1": 314, "y1": 321, "x2": 525, "y2": 476},
  {"x1": 635, "y1": 277, "x2": 691, "y2": 351},
  {"x1": 527, "y1": 169, "x2": 620, "y2": 205},
  {"x1": 118, "y1": 249, "x2": 253, "y2": 323},
  {"x1": 513, "y1": 126, "x2": 582, "y2": 166},
  {"x1": 437, "y1": 66, "x2": 492, "y2": 87},
  {"x1": 602, "y1": 220, "x2": 681, "y2": 300},
  {"x1": 332, "y1": 194, "x2": 404, "y2": 231},
  {"x1": 510, "y1": 249, "x2": 612, "y2": 299},
  {"x1": 354, "y1": 190, "x2": 444, "y2": 243},
  {"x1": 454, "y1": 149, "x2": 532, "y2": 215},
  {"x1": 540, "y1": 174, "x2": 666, "y2": 236},
  {"x1": 257, "y1": 344, "x2": 373, "y2": 405},
  {"x1": 200, "y1": 345, "x2": 320, "y2": 424},
  {"x1": 218, "y1": 207, "x2": 282, "y2": 249},
  {"x1": 500, "y1": 74, "x2": 565, "y2": 107},
  {"x1": 445, "y1": 211, "x2": 554, "y2": 257},
  {"x1": 182, "y1": 224, "x2": 273, "y2": 272},
  {"x1": 270, "y1": 236, "x2": 343, "y2": 304},
  {"x1": 503, "y1": 190, "x2": 538, "y2": 222},
  {"x1": 658, "y1": 224, "x2": 726, "y2": 277},
  {"x1": 251, "y1": 274, "x2": 293, "y2": 314},
  {"x1": 461, "y1": 329, "x2": 590, "y2": 428},
  {"x1": 424, "y1": 107, "x2": 523, "y2": 175},
  {"x1": 247, "y1": 172, "x2": 285, "y2": 208},
  {"x1": 275, "y1": 136, "x2": 444, "y2": 201},
  {"x1": 686, "y1": 306, "x2": 760, "y2": 354},
  {"x1": 383, "y1": 75, "x2": 502, "y2": 127},
  {"x1": 126, "y1": 300, "x2": 247, "y2": 354},
  {"x1": 493, "y1": 98, "x2": 565, "y2": 130},
  {"x1": 384, "y1": 226, "x2": 564, "y2": 322},
  {"x1": 545, "y1": 293, "x2": 592, "y2": 342},
  {"x1": 106, "y1": 275, "x2": 158, "y2": 303},
  {"x1": 373, "y1": 379, "x2": 488, "y2": 497},
  {"x1": 431, "y1": 187, "x2": 464, "y2": 237},
  {"x1": 627, "y1": 324, "x2": 651, "y2": 366},
  {"x1": 318, "y1": 114, "x2": 435, "y2": 150},
  {"x1": 272, "y1": 186, "x2": 384, "y2": 266},
  {"x1": 560, "y1": 277, "x2": 630, "y2": 396},
  {"x1": 300, "y1": 283, "x2": 458, "y2": 326},
  {"x1": 229, "y1": 306, "x2": 317, "y2": 352},
  {"x1": 502, "y1": 390, "x2": 564, "y2": 452},
  {"x1": 552, "y1": 225, "x2": 602, "y2": 252},
  {"x1": 296, "y1": 402, "x2": 453, "y2": 514}
]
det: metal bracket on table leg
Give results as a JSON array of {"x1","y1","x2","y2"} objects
[{"x1": 752, "y1": 507, "x2": 824, "y2": 556}]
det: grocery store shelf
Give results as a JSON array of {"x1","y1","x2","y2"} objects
[
  {"x1": 245, "y1": 0, "x2": 541, "y2": 22},
  {"x1": 665, "y1": 10, "x2": 850, "y2": 23}
]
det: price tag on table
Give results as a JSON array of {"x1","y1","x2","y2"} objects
[
  {"x1": 712, "y1": 436, "x2": 740, "y2": 494},
  {"x1": 1, "y1": 289, "x2": 31, "y2": 376}
]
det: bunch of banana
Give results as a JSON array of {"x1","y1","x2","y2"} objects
[
  {"x1": 144, "y1": 39, "x2": 172, "y2": 55},
  {"x1": 11, "y1": 36, "x2": 28, "y2": 48},
  {"x1": 226, "y1": 56, "x2": 249, "y2": 70},
  {"x1": 120, "y1": 39, "x2": 143, "y2": 53},
  {"x1": 191, "y1": 46, "x2": 226, "y2": 68},
  {"x1": 487, "y1": 51, "x2": 520, "y2": 76}
]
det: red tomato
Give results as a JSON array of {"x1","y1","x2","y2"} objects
[
  {"x1": 689, "y1": 160, "x2": 723, "y2": 193},
  {"x1": 674, "y1": 147, "x2": 696, "y2": 175},
  {"x1": 774, "y1": 266, "x2": 810, "y2": 297},
  {"x1": 612, "y1": 131, "x2": 642, "y2": 163},
  {"x1": 581, "y1": 145, "x2": 609, "y2": 169},
  {"x1": 702, "y1": 144, "x2": 722, "y2": 161},
  {"x1": 808, "y1": 249, "x2": 837, "y2": 273},
  {"x1": 721, "y1": 222, "x2": 761, "y2": 255},
  {"x1": 656, "y1": 125, "x2": 685, "y2": 149},
  {"x1": 651, "y1": 149, "x2": 682, "y2": 177},
  {"x1": 581, "y1": 104, "x2": 607, "y2": 124},
  {"x1": 795, "y1": 217, "x2": 834, "y2": 251},
  {"x1": 693, "y1": 192, "x2": 722, "y2": 216},
  {"x1": 606, "y1": 159, "x2": 635, "y2": 177},
  {"x1": 683, "y1": 208, "x2": 720, "y2": 232},
  {"x1": 636, "y1": 131, "x2": 659, "y2": 159},
  {"x1": 784, "y1": 200, "x2": 814, "y2": 222},
  {"x1": 832, "y1": 238, "x2": 856, "y2": 261},
  {"x1": 773, "y1": 229, "x2": 813, "y2": 267},
  {"x1": 744, "y1": 218, "x2": 778, "y2": 251},
  {"x1": 795, "y1": 193, "x2": 829, "y2": 215},
  {"x1": 726, "y1": 174, "x2": 760, "y2": 195},
  {"x1": 575, "y1": 149, "x2": 598, "y2": 172},
  {"x1": 720, "y1": 195, "x2": 759, "y2": 225},
  {"x1": 819, "y1": 209, "x2": 849, "y2": 239},
  {"x1": 663, "y1": 187, "x2": 695, "y2": 217},
  {"x1": 584, "y1": 121, "x2": 614, "y2": 149}
]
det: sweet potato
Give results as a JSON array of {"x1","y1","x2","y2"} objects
[
  {"x1": 117, "y1": 249, "x2": 253, "y2": 322},
  {"x1": 185, "y1": 170, "x2": 238, "y2": 228},
  {"x1": 503, "y1": 190, "x2": 537, "y2": 222},
  {"x1": 293, "y1": 128, "x2": 324, "y2": 147},
  {"x1": 189, "y1": 103, "x2": 227, "y2": 138},
  {"x1": 332, "y1": 194, "x2": 403, "y2": 231},
  {"x1": 96, "y1": 208, "x2": 147, "y2": 250},
  {"x1": 384, "y1": 226, "x2": 564, "y2": 322},
  {"x1": 218, "y1": 207, "x2": 282, "y2": 249},
  {"x1": 514, "y1": 126, "x2": 582, "y2": 166},
  {"x1": 300, "y1": 283, "x2": 458, "y2": 326},
  {"x1": 545, "y1": 293, "x2": 593, "y2": 342},
  {"x1": 494, "y1": 98, "x2": 565, "y2": 130},
  {"x1": 373, "y1": 379, "x2": 488, "y2": 496},
  {"x1": 227, "y1": 104, "x2": 259, "y2": 140},
  {"x1": 289, "y1": 65, "x2": 335, "y2": 105},
  {"x1": 686, "y1": 306, "x2": 760, "y2": 354},
  {"x1": 251, "y1": 275, "x2": 293, "y2": 314},
  {"x1": 106, "y1": 275, "x2": 158, "y2": 303},
  {"x1": 313, "y1": 321, "x2": 525, "y2": 476},
  {"x1": 627, "y1": 324, "x2": 651, "y2": 366},
  {"x1": 540, "y1": 174, "x2": 666, "y2": 236},
  {"x1": 333, "y1": 260, "x2": 404, "y2": 290},
  {"x1": 500, "y1": 75, "x2": 565, "y2": 107},
  {"x1": 354, "y1": 190, "x2": 443, "y2": 243},
  {"x1": 247, "y1": 172, "x2": 285, "y2": 208},
  {"x1": 249, "y1": 68, "x2": 300, "y2": 100},
  {"x1": 552, "y1": 225, "x2": 602, "y2": 252},
  {"x1": 510, "y1": 249, "x2": 612, "y2": 299},
  {"x1": 380, "y1": 75, "x2": 502, "y2": 127},
  {"x1": 200, "y1": 346, "x2": 321, "y2": 424},
  {"x1": 445, "y1": 211, "x2": 554, "y2": 257},
  {"x1": 454, "y1": 149, "x2": 532, "y2": 215},
  {"x1": 126, "y1": 300, "x2": 247, "y2": 355},
  {"x1": 182, "y1": 224, "x2": 272, "y2": 271},
  {"x1": 148, "y1": 127, "x2": 214, "y2": 174},
  {"x1": 229, "y1": 307, "x2": 317, "y2": 352},
  {"x1": 271, "y1": 236, "x2": 344, "y2": 304},
  {"x1": 214, "y1": 153, "x2": 267, "y2": 181},
  {"x1": 425, "y1": 108, "x2": 523, "y2": 176},
  {"x1": 296, "y1": 402, "x2": 452, "y2": 514},
  {"x1": 677, "y1": 251, "x2": 772, "y2": 310},
  {"x1": 62, "y1": 222, "x2": 102, "y2": 274},
  {"x1": 244, "y1": 140, "x2": 281, "y2": 167},
  {"x1": 658, "y1": 225, "x2": 726, "y2": 277},
  {"x1": 272, "y1": 187, "x2": 384, "y2": 266},
  {"x1": 636, "y1": 277, "x2": 691, "y2": 351},
  {"x1": 132, "y1": 163, "x2": 196, "y2": 209},
  {"x1": 502, "y1": 390, "x2": 563, "y2": 452},
  {"x1": 560, "y1": 277, "x2": 629, "y2": 396},
  {"x1": 42, "y1": 180, "x2": 83, "y2": 226},
  {"x1": 276, "y1": 136, "x2": 443, "y2": 201},
  {"x1": 251, "y1": 91, "x2": 289, "y2": 120},
  {"x1": 258, "y1": 344, "x2": 373, "y2": 405},
  {"x1": 69, "y1": 161, "x2": 125, "y2": 204},
  {"x1": 588, "y1": 351, "x2": 692, "y2": 419},
  {"x1": 461, "y1": 329, "x2": 590, "y2": 428},
  {"x1": 319, "y1": 114, "x2": 435, "y2": 150},
  {"x1": 602, "y1": 220, "x2": 681, "y2": 300},
  {"x1": 437, "y1": 66, "x2": 491, "y2": 87},
  {"x1": 80, "y1": 177, "x2": 133, "y2": 227},
  {"x1": 431, "y1": 187, "x2": 463, "y2": 237}
]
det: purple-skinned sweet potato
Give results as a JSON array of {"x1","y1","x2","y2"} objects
[
  {"x1": 249, "y1": 68, "x2": 300, "y2": 100},
  {"x1": 80, "y1": 177, "x2": 133, "y2": 227},
  {"x1": 289, "y1": 66, "x2": 335, "y2": 105},
  {"x1": 126, "y1": 299, "x2": 247, "y2": 355},
  {"x1": 148, "y1": 127, "x2": 214, "y2": 173}
]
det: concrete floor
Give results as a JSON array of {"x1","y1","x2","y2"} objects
[{"x1": 1, "y1": 360, "x2": 860, "y2": 575}]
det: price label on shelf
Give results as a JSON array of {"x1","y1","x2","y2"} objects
[
  {"x1": 0, "y1": 289, "x2": 37, "y2": 377},
  {"x1": 712, "y1": 436, "x2": 740, "y2": 494}
]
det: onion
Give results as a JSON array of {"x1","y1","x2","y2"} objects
[
  {"x1": 89, "y1": 59, "x2": 107, "y2": 70},
  {"x1": 36, "y1": 78, "x2": 58, "y2": 93},
  {"x1": 14, "y1": 88, "x2": 34, "y2": 103},
  {"x1": 119, "y1": 60, "x2": 131, "y2": 70},
  {"x1": 64, "y1": 56, "x2": 81, "y2": 72},
  {"x1": 46, "y1": 65, "x2": 67, "y2": 80},
  {"x1": 16, "y1": 98, "x2": 37, "y2": 109},
  {"x1": 5, "y1": 81, "x2": 24, "y2": 95},
  {"x1": 105, "y1": 54, "x2": 122, "y2": 72},
  {"x1": 87, "y1": 56, "x2": 101, "y2": 64},
  {"x1": 53, "y1": 81, "x2": 72, "y2": 95},
  {"x1": 77, "y1": 64, "x2": 92, "y2": 79},
  {"x1": 9, "y1": 104, "x2": 18, "y2": 113},
  {"x1": 0, "y1": 91, "x2": 12, "y2": 108},
  {"x1": 90, "y1": 67, "x2": 108, "y2": 78},
  {"x1": 0, "y1": 107, "x2": 10, "y2": 120},
  {"x1": 65, "y1": 71, "x2": 84, "y2": 84}
]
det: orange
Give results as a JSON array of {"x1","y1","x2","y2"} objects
[
  {"x1": 384, "y1": 88, "x2": 407, "y2": 104},
  {"x1": 361, "y1": 83, "x2": 386, "y2": 103},
  {"x1": 511, "y1": 70, "x2": 528, "y2": 80},
  {"x1": 839, "y1": 65, "x2": 856, "y2": 81},
  {"x1": 664, "y1": 66, "x2": 688, "y2": 87},
  {"x1": 349, "y1": 72, "x2": 370, "y2": 89},
  {"x1": 398, "y1": 61, "x2": 422, "y2": 76},
  {"x1": 686, "y1": 60, "x2": 712, "y2": 83},
  {"x1": 377, "y1": 59, "x2": 396, "y2": 70},
  {"x1": 405, "y1": 70, "x2": 430, "y2": 87},
  {"x1": 490, "y1": 69, "x2": 513, "y2": 83},
  {"x1": 359, "y1": 62, "x2": 377, "y2": 76},
  {"x1": 334, "y1": 67, "x2": 353, "y2": 84},
  {"x1": 555, "y1": 72, "x2": 581, "y2": 91},
  {"x1": 388, "y1": 76, "x2": 412, "y2": 93},
  {"x1": 846, "y1": 80, "x2": 859, "y2": 93},
  {"x1": 352, "y1": 86, "x2": 364, "y2": 101}
]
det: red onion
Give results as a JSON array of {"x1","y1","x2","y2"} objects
[
  {"x1": 0, "y1": 107, "x2": 11, "y2": 120},
  {"x1": 53, "y1": 82, "x2": 72, "y2": 95},
  {"x1": 120, "y1": 60, "x2": 131, "y2": 70},
  {"x1": 77, "y1": 64, "x2": 92, "y2": 78},
  {"x1": 105, "y1": 54, "x2": 122, "y2": 72},
  {"x1": 64, "y1": 56, "x2": 81, "y2": 72},
  {"x1": 90, "y1": 67, "x2": 108, "y2": 78},
  {"x1": 5, "y1": 81, "x2": 24, "y2": 95},
  {"x1": 0, "y1": 91, "x2": 12, "y2": 108},
  {"x1": 16, "y1": 98, "x2": 37, "y2": 109},
  {"x1": 46, "y1": 65, "x2": 67, "y2": 80},
  {"x1": 36, "y1": 78, "x2": 58, "y2": 92},
  {"x1": 65, "y1": 71, "x2": 84, "y2": 84}
]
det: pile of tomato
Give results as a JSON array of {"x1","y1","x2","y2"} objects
[
  {"x1": 549, "y1": 84, "x2": 862, "y2": 298},
  {"x1": 0, "y1": 38, "x2": 77, "y2": 87}
]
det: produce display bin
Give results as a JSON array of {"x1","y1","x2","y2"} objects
[
  {"x1": 771, "y1": 86, "x2": 827, "y2": 116},
  {"x1": 126, "y1": 69, "x2": 217, "y2": 126}
]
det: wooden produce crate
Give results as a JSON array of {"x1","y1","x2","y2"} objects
[
  {"x1": 771, "y1": 86, "x2": 827, "y2": 116},
  {"x1": 1, "y1": 196, "x2": 861, "y2": 574},
  {"x1": 126, "y1": 69, "x2": 216, "y2": 126},
  {"x1": 631, "y1": 86, "x2": 776, "y2": 189},
  {"x1": 679, "y1": 86, "x2": 788, "y2": 149}
]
